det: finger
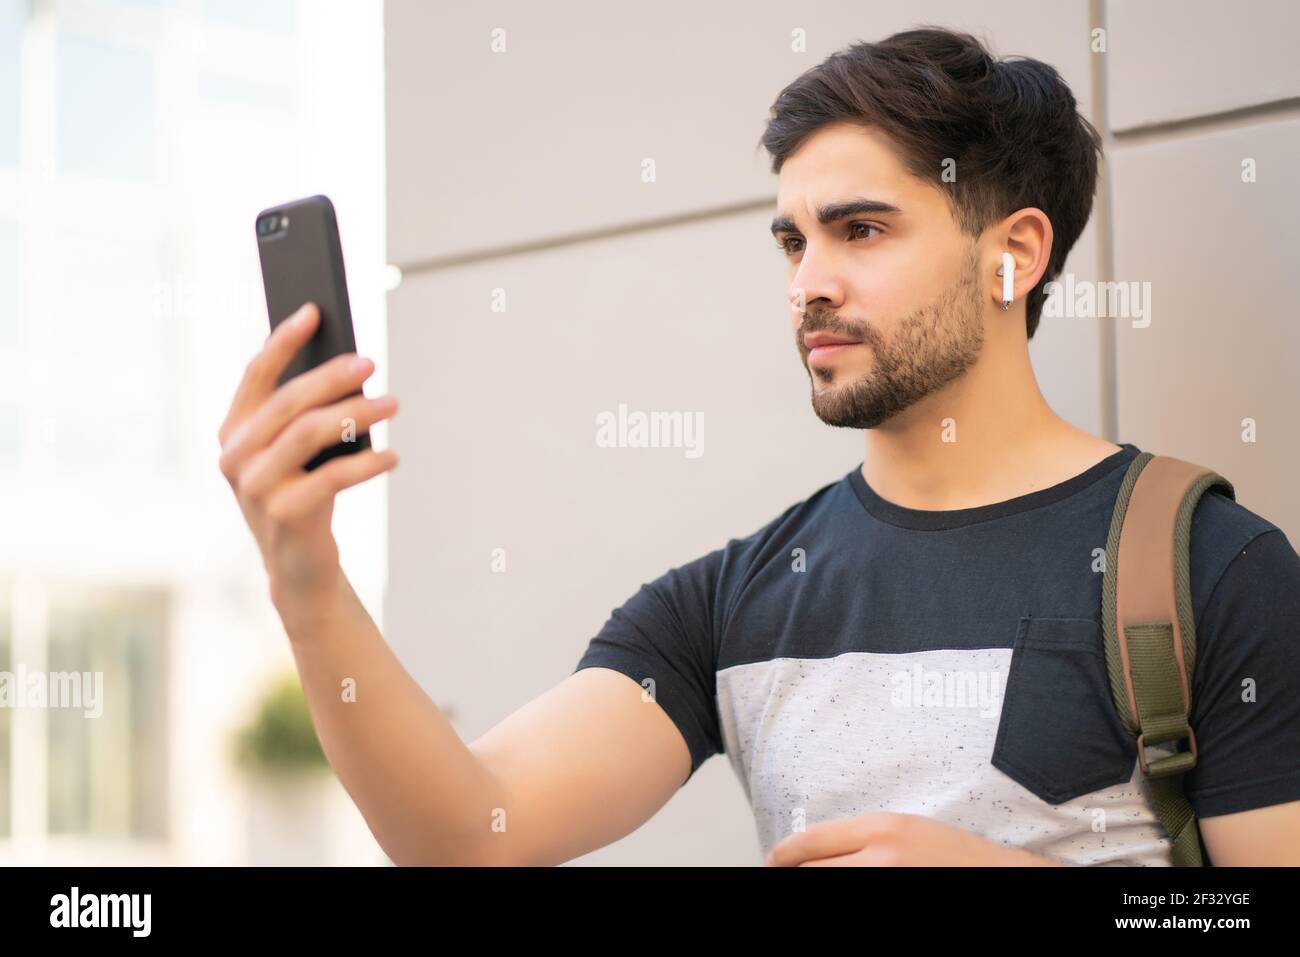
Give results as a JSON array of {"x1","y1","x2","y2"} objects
[
  {"x1": 221, "y1": 302, "x2": 321, "y2": 439},
  {"x1": 242, "y1": 393, "x2": 398, "y2": 494},
  {"x1": 766, "y1": 819, "x2": 869, "y2": 866},
  {"x1": 265, "y1": 448, "x2": 400, "y2": 525},
  {"x1": 221, "y1": 352, "x2": 374, "y2": 480}
]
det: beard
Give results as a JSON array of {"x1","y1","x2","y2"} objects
[{"x1": 799, "y1": 247, "x2": 986, "y2": 429}]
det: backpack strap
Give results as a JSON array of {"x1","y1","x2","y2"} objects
[{"x1": 1101, "y1": 452, "x2": 1235, "y2": 867}]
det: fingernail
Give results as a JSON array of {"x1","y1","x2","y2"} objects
[
  {"x1": 352, "y1": 355, "x2": 373, "y2": 373},
  {"x1": 293, "y1": 304, "x2": 314, "y2": 326}
]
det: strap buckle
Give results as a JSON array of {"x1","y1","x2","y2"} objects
[{"x1": 1137, "y1": 725, "x2": 1198, "y2": 778}]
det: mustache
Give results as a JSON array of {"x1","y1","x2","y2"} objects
[{"x1": 797, "y1": 312, "x2": 872, "y2": 345}]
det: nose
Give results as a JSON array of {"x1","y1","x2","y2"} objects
[{"x1": 787, "y1": 249, "x2": 846, "y2": 317}]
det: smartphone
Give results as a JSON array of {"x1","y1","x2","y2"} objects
[{"x1": 255, "y1": 194, "x2": 371, "y2": 471}]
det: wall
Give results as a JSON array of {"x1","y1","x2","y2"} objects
[{"x1": 382, "y1": 0, "x2": 1296, "y2": 865}]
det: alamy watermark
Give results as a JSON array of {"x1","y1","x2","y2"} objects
[
  {"x1": 595, "y1": 403, "x2": 704, "y2": 459},
  {"x1": 889, "y1": 663, "x2": 1003, "y2": 718},
  {"x1": 1042, "y1": 273, "x2": 1152, "y2": 328},
  {"x1": 0, "y1": 665, "x2": 104, "y2": 718},
  {"x1": 50, "y1": 887, "x2": 150, "y2": 937}
]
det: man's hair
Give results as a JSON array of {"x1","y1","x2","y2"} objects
[{"x1": 760, "y1": 27, "x2": 1102, "y2": 339}]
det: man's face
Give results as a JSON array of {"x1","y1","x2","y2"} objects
[{"x1": 773, "y1": 122, "x2": 988, "y2": 429}]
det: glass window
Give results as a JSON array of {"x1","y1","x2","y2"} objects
[
  {"x1": 194, "y1": 69, "x2": 294, "y2": 112},
  {"x1": 54, "y1": 227, "x2": 164, "y2": 359},
  {"x1": 51, "y1": 229, "x2": 174, "y2": 473},
  {"x1": 0, "y1": 0, "x2": 21, "y2": 167},
  {"x1": 46, "y1": 585, "x2": 168, "y2": 840},
  {"x1": 57, "y1": 32, "x2": 154, "y2": 182},
  {"x1": 200, "y1": 0, "x2": 294, "y2": 35}
]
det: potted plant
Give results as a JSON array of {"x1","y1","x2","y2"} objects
[{"x1": 233, "y1": 674, "x2": 334, "y2": 865}]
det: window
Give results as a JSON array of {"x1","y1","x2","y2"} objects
[
  {"x1": 45, "y1": 585, "x2": 169, "y2": 838},
  {"x1": 0, "y1": 0, "x2": 19, "y2": 165},
  {"x1": 57, "y1": 31, "x2": 154, "y2": 181},
  {"x1": 0, "y1": 580, "x2": 168, "y2": 841}
]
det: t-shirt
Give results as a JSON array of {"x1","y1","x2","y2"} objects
[{"x1": 573, "y1": 442, "x2": 1300, "y2": 866}]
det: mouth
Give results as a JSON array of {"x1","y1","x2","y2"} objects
[
  {"x1": 808, "y1": 343, "x2": 861, "y2": 363},
  {"x1": 803, "y1": 332, "x2": 864, "y2": 363}
]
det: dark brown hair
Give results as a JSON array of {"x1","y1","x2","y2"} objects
[{"x1": 760, "y1": 27, "x2": 1102, "y2": 339}]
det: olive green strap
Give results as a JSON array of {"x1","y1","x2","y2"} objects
[
  {"x1": 1102, "y1": 453, "x2": 1235, "y2": 867},
  {"x1": 1102, "y1": 453, "x2": 1151, "y2": 735},
  {"x1": 1126, "y1": 622, "x2": 1201, "y2": 866}
]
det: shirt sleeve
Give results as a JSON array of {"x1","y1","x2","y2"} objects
[
  {"x1": 1184, "y1": 527, "x2": 1300, "y2": 818},
  {"x1": 573, "y1": 547, "x2": 726, "y2": 786}
]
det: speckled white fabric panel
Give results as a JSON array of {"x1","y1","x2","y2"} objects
[{"x1": 717, "y1": 648, "x2": 1174, "y2": 866}]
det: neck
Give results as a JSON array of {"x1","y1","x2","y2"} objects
[{"x1": 860, "y1": 328, "x2": 1120, "y2": 511}]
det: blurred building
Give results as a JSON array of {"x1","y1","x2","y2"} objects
[{"x1": 0, "y1": 0, "x2": 388, "y2": 865}]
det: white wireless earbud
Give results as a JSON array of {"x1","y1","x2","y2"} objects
[{"x1": 998, "y1": 252, "x2": 1014, "y2": 311}]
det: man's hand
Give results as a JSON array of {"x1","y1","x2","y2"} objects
[
  {"x1": 764, "y1": 812, "x2": 1062, "y2": 866},
  {"x1": 217, "y1": 301, "x2": 400, "y2": 612}
]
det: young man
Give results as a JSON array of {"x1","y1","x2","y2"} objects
[{"x1": 218, "y1": 28, "x2": 1300, "y2": 866}]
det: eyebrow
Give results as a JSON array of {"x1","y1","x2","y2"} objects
[{"x1": 770, "y1": 197, "x2": 902, "y2": 236}]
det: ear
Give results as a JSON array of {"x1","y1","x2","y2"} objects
[{"x1": 991, "y1": 208, "x2": 1053, "y2": 311}]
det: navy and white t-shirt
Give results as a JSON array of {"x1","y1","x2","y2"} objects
[{"x1": 573, "y1": 442, "x2": 1300, "y2": 866}]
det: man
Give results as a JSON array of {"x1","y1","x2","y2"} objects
[{"x1": 218, "y1": 28, "x2": 1300, "y2": 866}]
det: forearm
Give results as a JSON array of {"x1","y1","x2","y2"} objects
[{"x1": 275, "y1": 567, "x2": 508, "y2": 865}]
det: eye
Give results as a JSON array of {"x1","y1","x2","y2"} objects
[{"x1": 776, "y1": 223, "x2": 881, "y2": 257}]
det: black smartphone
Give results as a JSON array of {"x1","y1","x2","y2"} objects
[{"x1": 255, "y1": 194, "x2": 371, "y2": 471}]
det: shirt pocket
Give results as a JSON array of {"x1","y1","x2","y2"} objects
[{"x1": 990, "y1": 616, "x2": 1138, "y2": 805}]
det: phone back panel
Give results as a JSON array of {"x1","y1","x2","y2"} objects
[
  {"x1": 255, "y1": 194, "x2": 369, "y2": 470},
  {"x1": 256, "y1": 194, "x2": 357, "y2": 387}
]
